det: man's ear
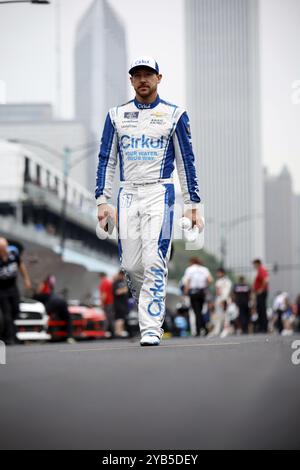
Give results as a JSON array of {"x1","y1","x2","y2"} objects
[
  {"x1": 157, "y1": 74, "x2": 162, "y2": 85},
  {"x1": 130, "y1": 76, "x2": 133, "y2": 86}
]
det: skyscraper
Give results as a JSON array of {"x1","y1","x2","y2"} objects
[
  {"x1": 75, "y1": 0, "x2": 128, "y2": 188},
  {"x1": 185, "y1": 0, "x2": 264, "y2": 271},
  {"x1": 292, "y1": 194, "x2": 300, "y2": 300},
  {"x1": 264, "y1": 166, "x2": 295, "y2": 298}
]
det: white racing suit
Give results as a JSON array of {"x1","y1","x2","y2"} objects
[{"x1": 95, "y1": 95, "x2": 201, "y2": 339}]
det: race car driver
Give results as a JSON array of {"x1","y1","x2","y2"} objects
[{"x1": 96, "y1": 56, "x2": 203, "y2": 346}]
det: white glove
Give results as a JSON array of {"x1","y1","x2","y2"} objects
[
  {"x1": 96, "y1": 215, "x2": 115, "y2": 240},
  {"x1": 179, "y1": 216, "x2": 205, "y2": 242}
]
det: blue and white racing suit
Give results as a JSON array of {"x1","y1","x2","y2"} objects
[{"x1": 96, "y1": 95, "x2": 201, "y2": 339}]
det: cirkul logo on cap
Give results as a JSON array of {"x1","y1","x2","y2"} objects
[{"x1": 135, "y1": 60, "x2": 150, "y2": 65}]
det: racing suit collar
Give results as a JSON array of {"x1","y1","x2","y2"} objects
[{"x1": 134, "y1": 95, "x2": 161, "y2": 110}]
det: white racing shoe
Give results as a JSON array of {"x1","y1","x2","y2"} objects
[{"x1": 140, "y1": 333, "x2": 161, "y2": 347}]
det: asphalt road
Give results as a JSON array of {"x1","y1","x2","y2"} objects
[{"x1": 0, "y1": 334, "x2": 299, "y2": 450}]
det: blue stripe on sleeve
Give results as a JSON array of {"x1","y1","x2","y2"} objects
[
  {"x1": 95, "y1": 113, "x2": 115, "y2": 199},
  {"x1": 160, "y1": 121, "x2": 176, "y2": 178},
  {"x1": 161, "y1": 137, "x2": 175, "y2": 178},
  {"x1": 175, "y1": 112, "x2": 201, "y2": 203},
  {"x1": 117, "y1": 142, "x2": 124, "y2": 182},
  {"x1": 117, "y1": 188, "x2": 123, "y2": 260}
]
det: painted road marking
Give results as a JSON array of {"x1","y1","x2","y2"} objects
[{"x1": 58, "y1": 339, "x2": 267, "y2": 354}]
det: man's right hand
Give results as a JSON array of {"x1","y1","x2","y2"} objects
[{"x1": 97, "y1": 204, "x2": 116, "y2": 232}]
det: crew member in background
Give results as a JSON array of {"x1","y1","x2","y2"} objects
[
  {"x1": 34, "y1": 275, "x2": 75, "y2": 344},
  {"x1": 252, "y1": 259, "x2": 269, "y2": 333},
  {"x1": 295, "y1": 294, "x2": 300, "y2": 332},
  {"x1": 99, "y1": 272, "x2": 115, "y2": 338},
  {"x1": 208, "y1": 267, "x2": 232, "y2": 337},
  {"x1": 183, "y1": 257, "x2": 213, "y2": 336},
  {"x1": 0, "y1": 238, "x2": 32, "y2": 345},
  {"x1": 233, "y1": 275, "x2": 251, "y2": 334},
  {"x1": 113, "y1": 270, "x2": 129, "y2": 338}
]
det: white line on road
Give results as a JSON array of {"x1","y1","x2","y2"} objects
[{"x1": 59, "y1": 339, "x2": 267, "y2": 354}]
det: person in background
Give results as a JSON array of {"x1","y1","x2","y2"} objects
[
  {"x1": 272, "y1": 292, "x2": 295, "y2": 336},
  {"x1": 34, "y1": 275, "x2": 75, "y2": 344},
  {"x1": 113, "y1": 271, "x2": 129, "y2": 338},
  {"x1": 233, "y1": 275, "x2": 251, "y2": 334},
  {"x1": 252, "y1": 259, "x2": 269, "y2": 333},
  {"x1": 272, "y1": 291, "x2": 287, "y2": 334},
  {"x1": 99, "y1": 272, "x2": 115, "y2": 338},
  {"x1": 0, "y1": 238, "x2": 32, "y2": 345},
  {"x1": 183, "y1": 257, "x2": 213, "y2": 336},
  {"x1": 208, "y1": 267, "x2": 232, "y2": 337},
  {"x1": 34, "y1": 275, "x2": 56, "y2": 304},
  {"x1": 281, "y1": 295, "x2": 295, "y2": 336},
  {"x1": 295, "y1": 294, "x2": 300, "y2": 332},
  {"x1": 220, "y1": 299, "x2": 239, "y2": 338}
]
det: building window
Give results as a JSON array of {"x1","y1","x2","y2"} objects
[
  {"x1": 24, "y1": 156, "x2": 31, "y2": 183},
  {"x1": 46, "y1": 170, "x2": 51, "y2": 189},
  {"x1": 54, "y1": 176, "x2": 59, "y2": 195},
  {"x1": 36, "y1": 164, "x2": 41, "y2": 186}
]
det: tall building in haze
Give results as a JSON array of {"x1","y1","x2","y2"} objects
[
  {"x1": 75, "y1": 0, "x2": 128, "y2": 189},
  {"x1": 292, "y1": 194, "x2": 300, "y2": 300},
  {"x1": 185, "y1": 0, "x2": 264, "y2": 271},
  {"x1": 265, "y1": 166, "x2": 299, "y2": 300}
]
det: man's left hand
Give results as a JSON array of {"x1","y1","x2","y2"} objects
[{"x1": 184, "y1": 208, "x2": 205, "y2": 232}]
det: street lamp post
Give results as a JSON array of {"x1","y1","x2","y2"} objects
[
  {"x1": 223, "y1": 214, "x2": 264, "y2": 270},
  {"x1": 220, "y1": 222, "x2": 227, "y2": 268},
  {"x1": 59, "y1": 146, "x2": 71, "y2": 256},
  {"x1": 59, "y1": 145, "x2": 99, "y2": 256},
  {"x1": 207, "y1": 214, "x2": 264, "y2": 270},
  {"x1": 8, "y1": 138, "x2": 63, "y2": 160}
]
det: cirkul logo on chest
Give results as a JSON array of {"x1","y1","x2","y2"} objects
[{"x1": 120, "y1": 135, "x2": 165, "y2": 150}]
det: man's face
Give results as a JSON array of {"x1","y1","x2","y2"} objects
[
  {"x1": 130, "y1": 67, "x2": 162, "y2": 99},
  {"x1": 253, "y1": 262, "x2": 260, "y2": 271}
]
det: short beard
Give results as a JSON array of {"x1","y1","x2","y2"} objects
[{"x1": 135, "y1": 86, "x2": 156, "y2": 101}]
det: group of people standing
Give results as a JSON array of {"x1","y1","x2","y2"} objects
[{"x1": 182, "y1": 257, "x2": 270, "y2": 337}]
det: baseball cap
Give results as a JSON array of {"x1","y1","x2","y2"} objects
[{"x1": 129, "y1": 56, "x2": 159, "y2": 75}]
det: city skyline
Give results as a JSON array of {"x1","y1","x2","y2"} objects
[{"x1": 0, "y1": 0, "x2": 299, "y2": 192}]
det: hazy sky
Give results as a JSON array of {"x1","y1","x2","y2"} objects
[
  {"x1": 260, "y1": 0, "x2": 300, "y2": 191},
  {"x1": 0, "y1": 0, "x2": 299, "y2": 191}
]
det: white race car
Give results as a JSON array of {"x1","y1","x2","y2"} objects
[{"x1": 15, "y1": 298, "x2": 51, "y2": 342}]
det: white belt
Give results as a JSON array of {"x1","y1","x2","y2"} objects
[{"x1": 121, "y1": 178, "x2": 173, "y2": 188}]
